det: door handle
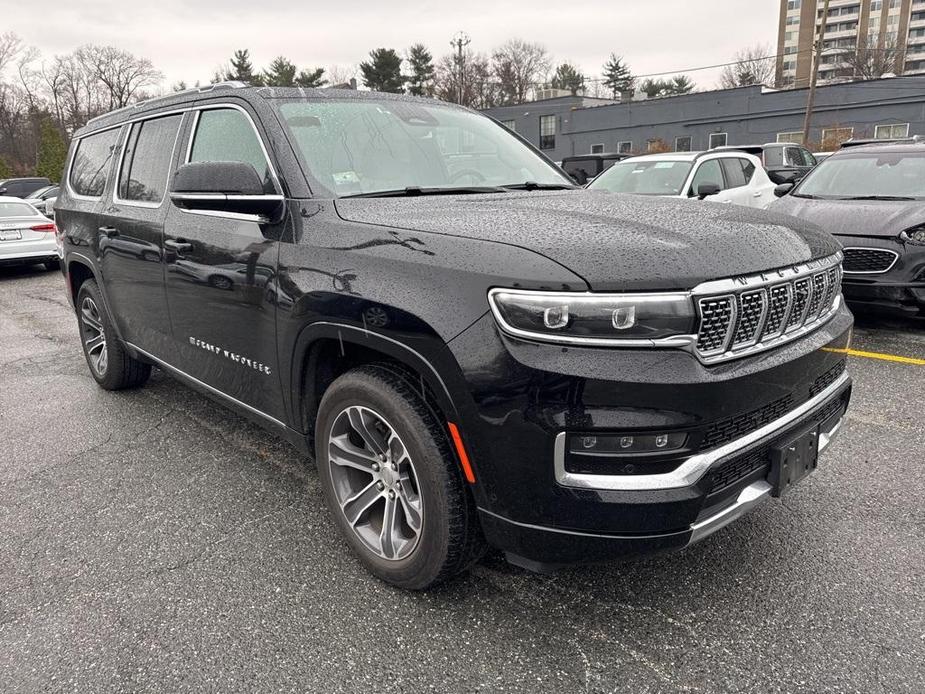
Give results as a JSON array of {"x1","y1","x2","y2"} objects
[
  {"x1": 99, "y1": 226, "x2": 119, "y2": 237},
  {"x1": 753, "y1": 191, "x2": 763, "y2": 197},
  {"x1": 165, "y1": 239, "x2": 192, "y2": 252}
]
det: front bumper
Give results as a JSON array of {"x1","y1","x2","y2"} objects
[{"x1": 839, "y1": 237, "x2": 925, "y2": 315}]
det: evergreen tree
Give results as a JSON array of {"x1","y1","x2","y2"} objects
[
  {"x1": 35, "y1": 117, "x2": 68, "y2": 182},
  {"x1": 550, "y1": 62, "x2": 585, "y2": 95},
  {"x1": 406, "y1": 44, "x2": 435, "y2": 96},
  {"x1": 602, "y1": 54, "x2": 634, "y2": 98},
  {"x1": 262, "y1": 56, "x2": 298, "y2": 87},
  {"x1": 360, "y1": 48, "x2": 405, "y2": 93},
  {"x1": 296, "y1": 67, "x2": 327, "y2": 88},
  {"x1": 0, "y1": 156, "x2": 11, "y2": 180},
  {"x1": 228, "y1": 49, "x2": 260, "y2": 84},
  {"x1": 666, "y1": 75, "x2": 695, "y2": 95}
]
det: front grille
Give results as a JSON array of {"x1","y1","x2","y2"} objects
[
  {"x1": 843, "y1": 247, "x2": 898, "y2": 273},
  {"x1": 708, "y1": 448, "x2": 770, "y2": 494},
  {"x1": 810, "y1": 360, "x2": 846, "y2": 397},
  {"x1": 695, "y1": 253, "x2": 842, "y2": 363},
  {"x1": 701, "y1": 394, "x2": 794, "y2": 450}
]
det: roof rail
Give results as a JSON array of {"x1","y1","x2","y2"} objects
[
  {"x1": 840, "y1": 135, "x2": 922, "y2": 149},
  {"x1": 86, "y1": 81, "x2": 249, "y2": 127}
]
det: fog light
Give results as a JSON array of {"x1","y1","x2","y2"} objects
[
  {"x1": 543, "y1": 305, "x2": 569, "y2": 329},
  {"x1": 568, "y1": 432, "x2": 687, "y2": 455}
]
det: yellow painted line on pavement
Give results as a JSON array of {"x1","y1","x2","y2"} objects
[{"x1": 823, "y1": 347, "x2": 925, "y2": 365}]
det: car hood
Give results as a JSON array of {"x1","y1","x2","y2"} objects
[
  {"x1": 771, "y1": 195, "x2": 925, "y2": 240},
  {"x1": 335, "y1": 190, "x2": 839, "y2": 291}
]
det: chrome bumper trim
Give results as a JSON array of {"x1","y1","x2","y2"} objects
[
  {"x1": 553, "y1": 370, "x2": 850, "y2": 491},
  {"x1": 688, "y1": 480, "x2": 772, "y2": 545}
]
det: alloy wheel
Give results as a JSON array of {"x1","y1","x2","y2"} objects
[
  {"x1": 328, "y1": 405, "x2": 423, "y2": 561},
  {"x1": 80, "y1": 296, "x2": 108, "y2": 376}
]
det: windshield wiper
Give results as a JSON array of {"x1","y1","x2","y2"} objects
[
  {"x1": 342, "y1": 186, "x2": 506, "y2": 198},
  {"x1": 838, "y1": 195, "x2": 918, "y2": 201},
  {"x1": 501, "y1": 181, "x2": 577, "y2": 191}
]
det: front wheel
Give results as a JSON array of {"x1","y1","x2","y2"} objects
[
  {"x1": 76, "y1": 280, "x2": 151, "y2": 390},
  {"x1": 315, "y1": 365, "x2": 484, "y2": 589}
]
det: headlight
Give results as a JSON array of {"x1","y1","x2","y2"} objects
[
  {"x1": 487, "y1": 288, "x2": 696, "y2": 345},
  {"x1": 900, "y1": 226, "x2": 925, "y2": 245}
]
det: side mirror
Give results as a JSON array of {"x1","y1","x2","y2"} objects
[
  {"x1": 170, "y1": 161, "x2": 284, "y2": 222},
  {"x1": 774, "y1": 183, "x2": 794, "y2": 198},
  {"x1": 697, "y1": 183, "x2": 721, "y2": 200}
]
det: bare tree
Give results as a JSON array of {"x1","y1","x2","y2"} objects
[
  {"x1": 840, "y1": 33, "x2": 906, "y2": 80},
  {"x1": 719, "y1": 44, "x2": 776, "y2": 89},
  {"x1": 491, "y1": 39, "x2": 550, "y2": 104},
  {"x1": 76, "y1": 45, "x2": 162, "y2": 110},
  {"x1": 0, "y1": 32, "x2": 24, "y2": 77},
  {"x1": 434, "y1": 50, "x2": 499, "y2": 109}
]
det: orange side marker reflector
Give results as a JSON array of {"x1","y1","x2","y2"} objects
[{"x1": 447, "y1": 422, "x2": 476, "y2": 484}]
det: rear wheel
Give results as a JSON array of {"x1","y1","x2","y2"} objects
[
  {"x1": 44, "y1": 259, "x2": 60, "y2": 271},
  {"x1": 315, "y1": 365, "x2": 484, "y2": 589},
  {"x1": 76, "y1": 280, "x2": 151, "y2": 390}
]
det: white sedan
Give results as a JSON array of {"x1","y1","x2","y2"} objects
[
  {"x1": 0, "y1": 196, "x2": 60, "y2": 271},
  {"x1": 587, "y1": 151, "x2": 777, "y2": 209}
]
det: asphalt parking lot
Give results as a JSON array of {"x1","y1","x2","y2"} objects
[{"x1": 1, "y1": 264, "x2": 923, "y2": 694}]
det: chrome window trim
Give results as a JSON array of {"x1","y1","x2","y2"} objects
[
  {"x1": 841, "y1": 246, "x2": 899, "y2": 274},
  {"x1": 112, "y1": 113, "x2": 184, "y2": 209},
  {"x1": 553, "y1": 370, "x2": 850, "y2": 492},
  {"x1": 488, "y1": 252, "x2": 843, "y2": 364}
]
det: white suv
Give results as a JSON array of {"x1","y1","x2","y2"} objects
[{"x1": 587, "y1": 151, "x2": 777, "y2": 209}]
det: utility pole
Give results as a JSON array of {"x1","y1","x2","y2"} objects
[
  {"x1": 450, "y1": 31, "x2": 470, "y2": 105},
  {"x1": 802, "y1": 0, "x2": 831, "y2": 144}
]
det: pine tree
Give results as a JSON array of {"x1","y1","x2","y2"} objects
[
  {"x1": 295, "y1": 67, "x2": 327, "y2": 88},
  {"x1": 228, "y1": 49, "x2": 259, "y2": 84},
  {"x1": 360, "y1": 48, "x2": 405, "y2": 93},
  {"x1": 551, "y1": 63, "x2": 585, "y2": 95},
  {"x1": 602, "y1": 54, "x2": 634, "y2": 98},
  {"x1": 35, "y1": 117, "x2": 68, "y2": 182},
  {"x1": 406, "y1": 44, "x2": 435, "y2": 96},
  {"x1": 0, "y1": 156, "x2": 11, "y2": 180},
  {"x1": 262, "y1": 57, "x2": 298, "y2": 87}
]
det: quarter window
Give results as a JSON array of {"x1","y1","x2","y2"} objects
[
  {"x1": 539, "y1": 115, "x2": 556, "y2": 150},
  {"x1": 117, "y1": 115, "x2": 182, "y2": 203},
  {"x1": 689, "y1": 159, "x2": 724, "y2": 196},
  {"x1": 69, "y1": 128, "x2": 121, "y2": 198},
  {"x1": 189, "y1": 108, "x2": 273, "y2": 191}
]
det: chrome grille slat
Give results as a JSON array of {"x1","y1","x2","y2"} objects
[{"x1": 694, "y1": 253, "x2": 843, "y2": 364}]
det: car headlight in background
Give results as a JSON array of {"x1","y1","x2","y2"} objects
[
  {"x1": 899, "y1": 226, "x2": 925, "y2": 246},
  {"x1": 487, "y1": 288, "x2": 696, "y2": 345}
]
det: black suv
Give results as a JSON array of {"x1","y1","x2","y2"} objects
[
  {"x1": 712, "y1": 143, "x2": 817, "y2": 184},
  {"x1": 0, "y1": 177, "x2": 52, "y2": 198},
  {"x1": 56, "y1": 84, "x2": 852, "y2": 589},
  {"x1": 771, "y1": 141, "x2": 925, "y2": 317}
]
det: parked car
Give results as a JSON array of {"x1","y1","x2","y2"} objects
[
  {"x1": 0, "y1": 196, "x2": 59, "y2": 270},
  {"x1": 0, "y1": 177, "x2": 52, "y2": 198},
  {"x1": 55, "y1": 85, "x2": 851, "y2": 589},
  {"x1": 587, "y1": 151, "x2": 777, "y2": 208},
  {"x1": 812, "y1": 152, "x2": 834, "y2": 164},
  {"x1": 771, "y1": 141, "x2": 925, "y2": 317},
  {"x1": 711, "y1": 143, "x2": 817, "y2": 184},
  {"x1": 24, "y1": 185, "x2": 59, "y2": 217},
  {"x1": 560, "y1": 153, "x2": 629, "y2": 185}
]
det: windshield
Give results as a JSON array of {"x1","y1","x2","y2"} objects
[
  {"x1": 794, "y1": 151, "x2": 925, "y2": 199},
  {"x1": 0, "y1": 201, "x2": 39, "y2": 217},
  {"x1": 274, "y1": 99, "x2": 571, "y2": 197},
  {"x1": 588, "y1": 159, "x2": 693, "y2": 195}
]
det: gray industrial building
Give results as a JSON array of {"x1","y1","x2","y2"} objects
[{"x1": 482, "y1": 76, "x2": 925, "y2": 161}]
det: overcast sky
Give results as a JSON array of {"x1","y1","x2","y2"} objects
[{"x1": 7, "y1": 0, "x2": 780, "y2": 91}]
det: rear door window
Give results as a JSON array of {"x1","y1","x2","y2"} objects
[
  {"x1": 117, "y1": 114, "x2": 182, "y2": 204},
  {"x1": 70, "y1": 128, "x2": 121, "y2": 198},
  {"x1": 188, "y1": 108, "x2": 274, "y2": 192},
  {"x1": 720, "y1": 158, "x2": 748, "y2": 188}
]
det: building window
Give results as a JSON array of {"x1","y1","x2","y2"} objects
[
  {"x1": 875, "y1": 123, "x2": 910, "y2": 139},
  {"x1": 590, "y1": 143, "x2": 604, "y2": 154},
  {"x1": 675, "y1": 136, "x2": 692, "y2": 152},
  {"x1": 539, "y1": 115, "x2": 556, "y2": 150},
  {"x1": 708, "y1": 132, "x2": 728, "y2": 149},
  {"x1": 787, "y1": 0, "x2": 801, "y2": 10},
  {"x1": 821, "y1": 127, "x2": 854, "y2": 146},
  {"x1": 617, "y1": 141, "x2": 633, "y2": 154},
  {"x1": 500, "y1": 120, "x2": 516, "y2": 132},
  {"x1": 776, "y1": 131, "x2": 805, "y2": 144}
]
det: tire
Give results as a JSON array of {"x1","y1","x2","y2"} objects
[
  {"x1": 76, "y1": 279, "x2": 151, "y2": 390},
  {"x1": 315, "y1": 365, "x2": 485, "y2": 589},
  {"x1": 44, "y1": 259, "x2": 60, "y2": 271},
  {"x1": 208, "y1": 275, "x2": 233, "y2": 290}
]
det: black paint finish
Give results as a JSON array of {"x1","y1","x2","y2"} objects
[{"x1": 56, "y1": 87, "x2": 854, "y2": 567}]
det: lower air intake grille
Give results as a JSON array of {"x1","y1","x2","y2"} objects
[
  {"x1": 708, "y1": 448, "x2": 770, "y2": 494},
  {"x1": 701, "y1": 394, "x2": 795, "y2": 450}
]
